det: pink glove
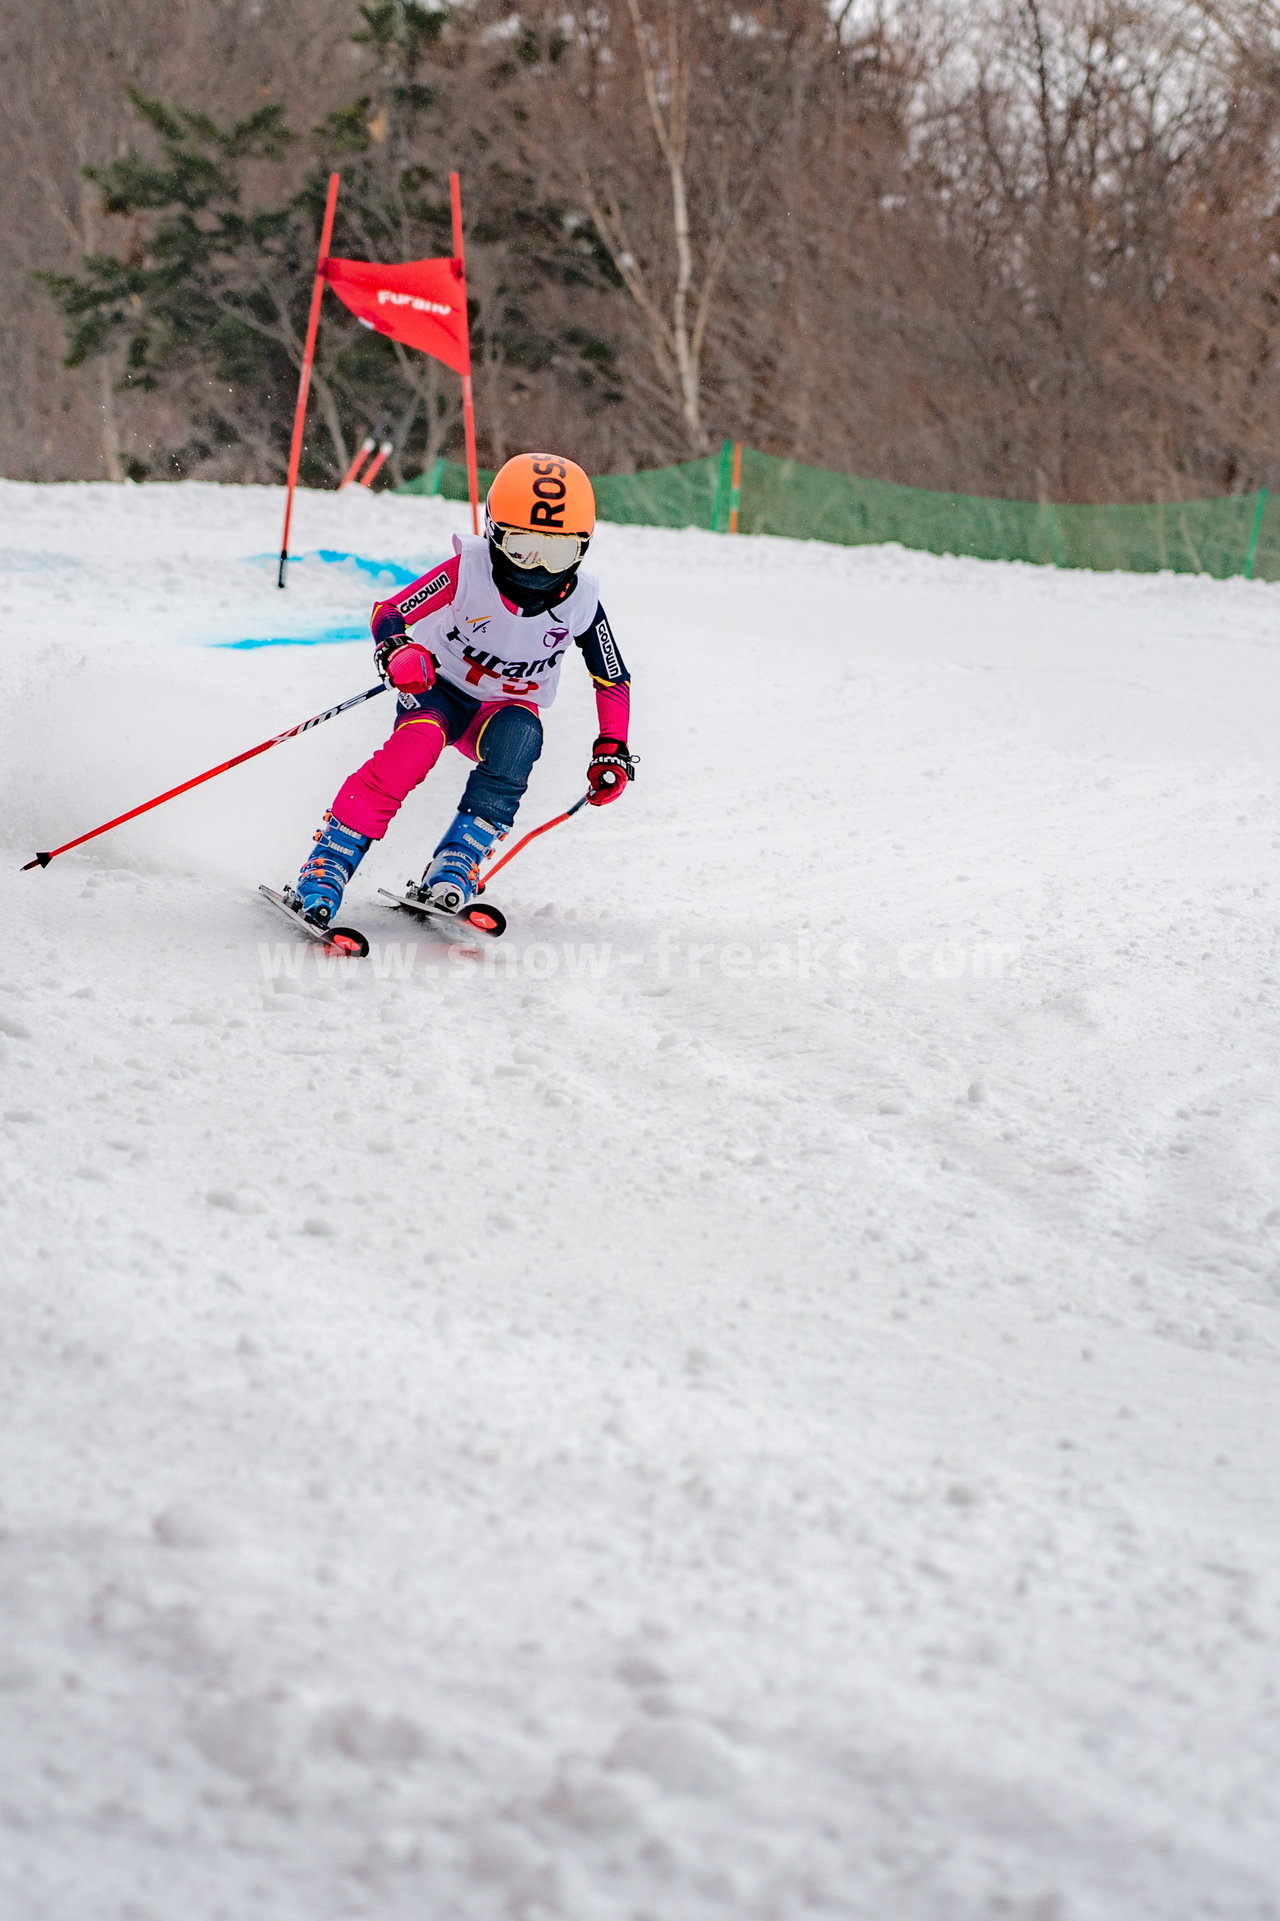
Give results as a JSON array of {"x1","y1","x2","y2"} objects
[{"x1": 383, "y1": 643, "x2": 436, "y2": 695}]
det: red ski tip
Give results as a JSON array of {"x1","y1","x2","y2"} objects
[{"x1": 21, "y1": 852, "x2": 52, "y2": 871}]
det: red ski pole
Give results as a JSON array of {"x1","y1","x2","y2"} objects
[
  {"x1": 476, "y1": 790, "x2": 596, "y2": 892},
  {"x1": 21, "y1": 683, "x2": 387, "y2": 872}
]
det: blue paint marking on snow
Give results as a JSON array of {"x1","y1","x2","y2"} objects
[
  {"x1": 311, "y1": 548, "x2": 421, "y2": 585},
  {"x1": 219, "y1": 547, "x2": 448, "y2": 648},
  {"x1": 243, "y1": 548, "x2": 441, "y2": 586},
  {"x1": 0, "y1": 549, "x2": 82, "y2": 573},
  {"x1": 215, "y1": 625, "x2": 370, "y2": 651}
]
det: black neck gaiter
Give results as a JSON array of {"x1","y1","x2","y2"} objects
[{"x1": 489, "y1": 538, "x2": 581, "y2": 617}]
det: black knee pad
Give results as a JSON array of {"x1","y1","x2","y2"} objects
[{"x1": 480, "y1": 704, "x2": 544, "y2": 782}]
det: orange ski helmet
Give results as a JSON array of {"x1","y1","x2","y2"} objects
[
  {"x1": 487, "y1": 452, "x2": 596, "y2": 540},
  {"x1": 485, "y1": 452, "x2": 596, "y2": 608}
]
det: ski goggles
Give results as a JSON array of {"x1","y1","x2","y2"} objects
[{"x1": 495, "y1": 526, "x2": 587, "y2": 573}]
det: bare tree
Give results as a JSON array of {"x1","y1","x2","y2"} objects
[
  {"x1": 13, "y1": 0, "x2": 1280, "y2": 502},
  {"x1": 0, "y1": 0, "x2": 355, "y2": 480},
  {"x1": 510, "y1": 0, "x2": 826, "y2": 458}
]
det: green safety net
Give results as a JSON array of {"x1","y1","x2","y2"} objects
[
  {"x1": 399, "y1": 452, "x2": 723, "y2": 533},
  {"x1": 398, "y1": 446, "x2": 1279, "y2": 581}
]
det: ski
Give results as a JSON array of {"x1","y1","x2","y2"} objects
[
  {"x1": 376, "y1": 886, "x2": 507, "y2": 938},
  {"x1": 257, "y1": 885, "x2": 370, "y2": 957}
]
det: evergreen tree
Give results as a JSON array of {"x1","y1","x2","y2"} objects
[{"x1": 39, "y1": 2, "x2": 624, "y2": 483}]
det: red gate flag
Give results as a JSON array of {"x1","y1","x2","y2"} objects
[
  {"x1": 278, "y1": 171, "x2": 480, "y2": 585},
  {"x1": 322, "y1": 255, "x2": 470, "y2": 376}
]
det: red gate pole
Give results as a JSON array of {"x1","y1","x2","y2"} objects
[
  {"x1": 450, "y1": 170, "x2": 480, "y2": 535},
  {"x1": 359, "y1": 440, "x2": 394, "y2": 489},
  {"x1": 339, "y1": 434, "x2": 377, "y2": 489},
  {"x1": 278, "y1": 171, "x2": 341, "y2": 588}
]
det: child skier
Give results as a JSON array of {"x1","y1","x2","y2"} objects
[{"x1": 285, "y1": 452, "x2": 633, "y2": 926}]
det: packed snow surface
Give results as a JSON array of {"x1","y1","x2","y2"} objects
[{"x1": 2, "y1": 479, "x2": 1279, "y2": 1921}]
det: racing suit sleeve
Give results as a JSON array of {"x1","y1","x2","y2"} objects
[
  {"x1": 575, "y1": 601, "x2": 631, "y2": 741},
  {"x1": 369, "y1": 554, "x2": 461, "y2": 650}
]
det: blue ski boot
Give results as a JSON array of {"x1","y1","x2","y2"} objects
[
  {"x1": 287, "y1": 812, "x2": 371, "y2": 926},
  {"x1": 417, "y1": 812, "x2": 504, "y2": 914}
]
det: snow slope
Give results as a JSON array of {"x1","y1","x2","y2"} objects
[{"x1": 2, "y1": 479, "x2": 1279, "y2": 1921}]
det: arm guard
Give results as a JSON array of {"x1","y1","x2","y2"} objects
[{"x1": 575, "y1": 602, "x2": 631, "y2": 741}]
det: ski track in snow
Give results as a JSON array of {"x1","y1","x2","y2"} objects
[{"x1": 1, "y1": 479, "x2": 1279, "y2": 1920}]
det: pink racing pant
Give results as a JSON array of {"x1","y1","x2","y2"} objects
[{"x1": 332, "y1": 688, "x2": 542, "y2": 840}]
